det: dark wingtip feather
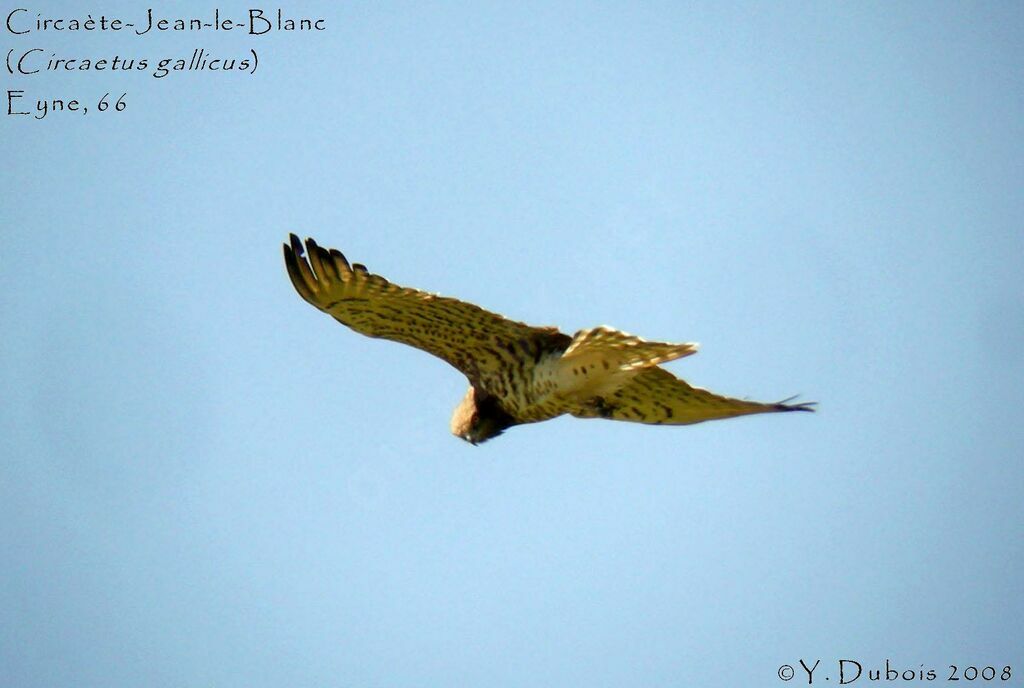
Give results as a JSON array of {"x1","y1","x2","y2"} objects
[
  {"x1": 283, "y1": 234, "x2": 319, "y2": 301},
  {"x1": 775, "y1": 395, "x2": 817, "y2": 413}
]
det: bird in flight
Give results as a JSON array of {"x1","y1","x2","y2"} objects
[{"x1": 284, "y1": 235, "x2": 814, "y2": 444}]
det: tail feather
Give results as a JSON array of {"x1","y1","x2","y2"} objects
[
  {"x1": 552, "y1": 326, "x2": 698, "y2": 399},
  {"x1": 562, "y1": 326, "x2": 698, "y2": 371}
]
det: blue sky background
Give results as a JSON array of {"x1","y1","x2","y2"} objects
[{"x1": 2, "y1": 2, "x2": 1022, "y2": 686}]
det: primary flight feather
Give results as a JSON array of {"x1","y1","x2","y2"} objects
[{"x1": 283, "y1": 234, "x2": 814, "y2": 444}]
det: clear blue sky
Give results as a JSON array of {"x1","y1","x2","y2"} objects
[{"x1": 2, "y1": 2, "x2": 1021, "y2": 686}]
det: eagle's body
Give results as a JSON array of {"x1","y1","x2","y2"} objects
[{"x1": 284, "y1": 235, "x2": 813, "y2": 443}]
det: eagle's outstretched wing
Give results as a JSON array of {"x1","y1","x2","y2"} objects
[
  {"x1": 283, "y1": 234, "x2": 570, "y2": 384},
  {"x1": 571, "y1": 367, "x2": 815, "y2": 425}
]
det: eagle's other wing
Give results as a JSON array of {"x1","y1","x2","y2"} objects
[
  {"x1": 571, "y1": 367, "x2": 815, "y2": 425},
  {"x1": 283, "y1": 234, "x2": 569, "y2": 383}
]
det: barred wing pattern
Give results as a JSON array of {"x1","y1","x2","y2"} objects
[
  {"x1": 571, "y1": 367, "x2": 815, "y2": 425},
  {"x1": 283, "y1": 234, "x2": 570, "y2": 386}
]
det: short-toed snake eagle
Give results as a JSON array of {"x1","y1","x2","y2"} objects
[{"x1": 284, "y1": 235, "x2": 813, "y2": 444}]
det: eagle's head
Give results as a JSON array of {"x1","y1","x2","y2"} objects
[{"x1": 450, "y1": 386, "x2": 516, "y2": 445}]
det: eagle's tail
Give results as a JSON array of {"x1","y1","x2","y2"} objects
[
  {"x1": 563, "y1": 326, "x2": 698, "y2": 370},
  {"x1": 551, "y1": 326, "x2": 698, "y2": 399}
]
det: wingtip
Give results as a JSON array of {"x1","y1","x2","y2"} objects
[
  {"x1": 775, "y1": 395, "x2": 817, "y2": 413},
  {"x1": 283, "y1": 233, "x2": 321, "y2": 300}
]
